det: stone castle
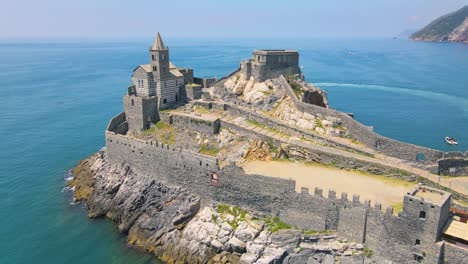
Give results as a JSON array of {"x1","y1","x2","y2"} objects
[{"x1": 102, "y1": 33, "x2": 468, "y2": 263}]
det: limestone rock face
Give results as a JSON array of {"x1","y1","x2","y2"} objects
[
  {"x1": 209, "y1": 72, "x2": 350, "y2": 137},
  {"x1": 69, "y1": 151, "x2": 378, "y2": 263},
  {"x1": 448, "y1": 18, "x2": 468, "y2": 42}
]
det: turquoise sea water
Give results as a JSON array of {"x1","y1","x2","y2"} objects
[{"x1": 0, "y1": 38, "x2": 467, "y2": 264}]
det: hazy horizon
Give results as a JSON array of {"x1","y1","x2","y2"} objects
[{"x1": 1, "y1": 0, "x2": 467, "y2": 39}]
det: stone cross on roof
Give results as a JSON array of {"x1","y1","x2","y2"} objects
[{"x1": 152, "y1": 32, "x2": 167, "y2": 50}]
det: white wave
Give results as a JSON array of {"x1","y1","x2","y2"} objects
[
  {"x1": 64, "y1": 170, "x2": 74, "y2": 181},
  {"x1": 62, "y1": 186, "x2": 75, "y2": 193},
  {"x1": 314, "y1": 82, "x2": 468, "y2": 115}
]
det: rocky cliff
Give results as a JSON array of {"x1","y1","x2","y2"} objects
[
  {"x1": 68, "y1": 150, "x2": 382, "y2": 264},
  {"x1": 411, "y1": 6, "x2": 468, "y2": 43}
]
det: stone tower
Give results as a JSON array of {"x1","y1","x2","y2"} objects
[
  {"x1": 123, "y1": 85, "x2": 160, "y2": 133},
  {"x1": 399, "y1": 186, "x2": 451, "y2": 263},
  {"x1": 150, "y1": 33, "x2": 170, "y2": 81}
]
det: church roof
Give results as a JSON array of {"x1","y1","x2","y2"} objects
[
  {"x1": 151, "y1": 32, "x2": 167, "y2": 50},
  {"x1": 133, "y1": 64, "x2": 152, "y2": 73},
  {"x1": 133, "y1": 63, "x2": 183, "y2": 78}
]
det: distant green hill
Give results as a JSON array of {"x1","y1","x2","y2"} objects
[{"x1": 411, "y1": 5, "x2": 468, "y2": 43}]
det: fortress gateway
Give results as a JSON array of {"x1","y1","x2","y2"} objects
[{"x1": 99, "y1": 33, "x2": 468, "y2": 263}]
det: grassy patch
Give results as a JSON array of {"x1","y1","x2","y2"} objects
[
  {"x1": 192, "y1": 106, "x2": 211, "y2": 115},
  {"x1": 303, "y1": 229, "x2": 334, "y2": 236},
  {"x1": 247, "y1": 119, "x2": 264, "y2": 128},
  {"x1": 142, "y1": 121, "x2": 176, "y2": 145},
  {"x1": 264, "y1": 216, "x2": 291, "y2": 233},
  {"x1": 315, "y1": 119, "x2": 324, "y2": 129},
  {"x1": 216, "y1": 204, "x2": 249, "y2": 229},
  {"x1": 211, "y1": 214, "x2": 218, "y2": 224},
  {"x1": 199, "y1": 144, "x2": 220, "y2": 157},
  {"x1": 342, "y1": 135, "x2": 364, "y2": 145},
  {"x1": 363, "y1": 247, "x2": 374, "y2": 258},
  {"x1": 388, "y1": 168, "x2": 413, "y2": 177},
  {"x1": 455, "y1": 199, "x2": 468, "y2": 207},
  {"x1": 353, "y1": 170, "x2": 415, "y2": 188}
]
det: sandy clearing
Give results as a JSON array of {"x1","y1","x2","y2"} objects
[{"x1": 242, "y1": 160, "x2": 414, "y2": 208}]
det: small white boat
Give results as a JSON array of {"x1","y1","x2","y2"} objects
[{"x1": 445, "y1": 136, "x2": 458, "y2": 145}]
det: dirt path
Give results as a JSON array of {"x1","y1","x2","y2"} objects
[{"x1": 243, "y1": 160, "x2": 412, "y2": 208}]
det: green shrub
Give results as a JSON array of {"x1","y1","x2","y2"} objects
[
  {"x1": 363, "y1": 247, "x2": 373, "y2": 258},
  {"x1": 216, "y1": 204, "x2": 249, "y2": 229},
  {"x1": 142, "y1": 121, "x2": 176, "y2": 145},
  {"x1": 264, "y1": 216, "x2": 291, "y2": 233},
  {"x1": 199, "y1": 144, "x2": 220, "y2": 157}
]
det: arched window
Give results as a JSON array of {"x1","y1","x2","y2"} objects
[
  {"x1": 151, "y1": 55, "x2": 155, "y2": 61},
  {"x1": 163, "y1": 98, "x2": 167, "y2": 104},
  {"x1": 162, "y1": 54, "x2": 165, "y2": 61},
  {"x1": 153, "y1": 66, "x2": 157, "y2": 72}
]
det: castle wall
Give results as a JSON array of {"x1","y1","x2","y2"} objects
[
  {"x1": 170, "y1": 113, "x2": 221, "y2": 135},
  {"x1": 105, "y1": 125, "x2": 462, "y2": 263},
  {"x1": 105, "y1": 131, "x2": 298, "y2": 213},
  {"x1": 123, "y1": 95, "x2": 159, "y2": 132},
  {"x1": 275, "y1": 75, "x2": 444, "y2": 163},
  {"x1": 246, "y1": 50, "x2": 301, "y2": 82},
  {"x1": 179, "y1": 68, "x2": 194, "y2": 84},
  {"x1": 194, "y1": 77, "x2": 217, "y2": 88},
  {"x1": 185, "y1": 84, "x2": 203, "y2": 100},
  {"x1": 337, "y1": 206, "x2": 368, "y2": 243},
  {"x1": 251, "y1": 64, "x2": 300, "y2": 82},
  {"x1": 438, "y1": 158, "x2": 468, "y2": 176},
  {"x1": 107, "y1": 112, "x2": 126, "y2": 132},
  {"x1": 444, "y1": 243, "x2": 468, "y2": 264}
]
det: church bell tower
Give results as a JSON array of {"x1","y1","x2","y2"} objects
[{"x1": 150, "y1": 32, "x2": 170, "y2": 80}]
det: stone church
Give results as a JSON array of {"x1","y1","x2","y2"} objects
[{"x1": 130, "y1": 32, "x2": 193, "y2": 108}]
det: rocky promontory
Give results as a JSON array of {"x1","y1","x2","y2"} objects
[
  {"x1": 66, "y1": 34, "x2": 468, "y2": 264},
  {"x1": 69, "y1": 150, "x2": 383, "y2": 264},
  {"x1": 411, "y1": 6, "x2": 468, "y2": 43}
]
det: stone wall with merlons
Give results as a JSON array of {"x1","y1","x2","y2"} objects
[{"x1": 104, "y1": 113, "x2": 467, "y2": 263}]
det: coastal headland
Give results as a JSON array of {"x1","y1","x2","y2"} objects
[{"x1": 68, "y1": 33, "x2": 468, "y2": 264}]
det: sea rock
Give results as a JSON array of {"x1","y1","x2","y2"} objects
[{"x1": 228, "y1": 236, "x2": 247, "y2": 253}]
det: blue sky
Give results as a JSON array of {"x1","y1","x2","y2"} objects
[{"x1": 1, "y1": 0, "x2": 467, "y2": 39}]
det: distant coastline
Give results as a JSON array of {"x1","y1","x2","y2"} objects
[{"x1": 411, "y1": 6, "x2": 468, "y2": 44}]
